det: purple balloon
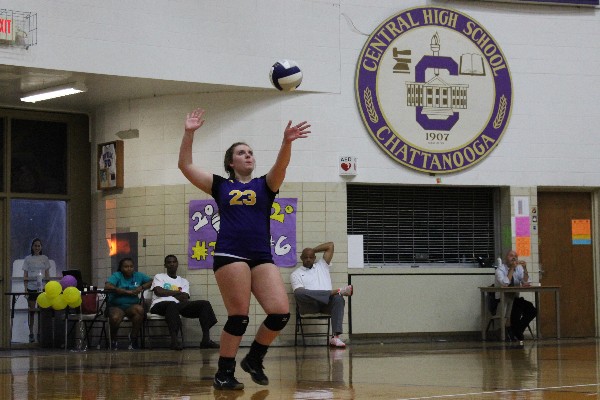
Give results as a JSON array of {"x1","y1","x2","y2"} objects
[{"x1": 60, "y1": 275, "x2": 77, "y2": 290}]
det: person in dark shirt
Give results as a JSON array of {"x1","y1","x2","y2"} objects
[
  {"x1": 178, "y1": 108, "x2": 310, "y2": 390},
  {"x1": 105, "y1": 258, "x2": 152, "y2": 350}
]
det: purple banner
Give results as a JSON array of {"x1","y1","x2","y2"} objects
[
  {"x1": 516, "y1": 0, "x2": 598, "y2": 5},
  {"x1": 475, "y1": 0, "x2": 598, "y2": 5},
  {"x1": 188, "y1": 198, "x2": 297, "y2": 269}
]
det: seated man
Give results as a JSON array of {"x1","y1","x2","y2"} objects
[
  {"x1": 105, "y1": 257, "x2": 153, "y2": 350},
  {"x1": 494, "y1": 249, "x2": 537, "y2": 341},
  {"x1": 290, "y1": 242, "x2": 353, "y2": 348},
  {"x1": 150, "y1": 255, "x2": 219, "y2": 350}
]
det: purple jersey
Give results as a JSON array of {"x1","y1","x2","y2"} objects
[{"x1": 211, "y1": 174, "x2": 276, "y2": 260}]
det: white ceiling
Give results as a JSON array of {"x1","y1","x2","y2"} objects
[{"x1": 0, "y1": 65, "x2": 265, "y2": 114}]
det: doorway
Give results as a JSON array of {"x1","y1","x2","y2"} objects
[
  {"x1": 538, "y1": 191, "x2": 595, "y2": 337},
  {"x1": 0, "y1": 109, "x2": 90, "y2": 347}
]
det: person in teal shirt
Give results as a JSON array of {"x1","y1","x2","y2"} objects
[{"x1": 105, "y1": 258, "x2": 152, "y2": 350}]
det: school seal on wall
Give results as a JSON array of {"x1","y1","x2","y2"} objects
[{"x1": 355, "y1": 6, "x2": 512, "y2": 174}]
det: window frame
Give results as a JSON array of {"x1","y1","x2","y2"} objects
[{"x1": 347, "y1": 184, "x2": 500, "y2": 267}]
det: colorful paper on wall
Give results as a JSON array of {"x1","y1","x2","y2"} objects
[
  {"x1": 512, "y1": 196, "x2": 531, "y2": 257},
  {"x1": 502, "y1": 226, "x2": 512, "y2": 249},
  {"x1": 187, "y1": 198, "x2": 297, "y2": 269},
  {"x1": 514, "y1": 197, "x2": 530, "y2": 217},
  {"x1": 516, "y1": 237, "x2": 531, "y2": 257},
  {"x1": 515, "y1": 216, "x2": 530, "y2": 237},
  {"x1": 572, "y1": 219, "x2": 591, "y2": 245}
]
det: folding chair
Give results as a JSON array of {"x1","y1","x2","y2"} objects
[
  {"x1": 106, "y1": 292, "x2": 145, "y2": 349},
  {"x1": 64, "y1": 291, "x2": 111, "y2": 350},
  {"x1": 142, "y1": 290, "x2": 183, "y2": 349},
  {"x1": 294, "y1": 303, "x2": 331, "y2": 347}
]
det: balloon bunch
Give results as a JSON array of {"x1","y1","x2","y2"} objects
[{"x1": 36, "y1": 275, "x2": 82, "y2": 310}]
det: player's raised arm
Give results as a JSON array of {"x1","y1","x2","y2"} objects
[
  {"x1": 266, "y1": 120, "x2": 311, "y2": 192},
  {"x1": 178, "y1": 108, "x2": 214, "y2": 194}
]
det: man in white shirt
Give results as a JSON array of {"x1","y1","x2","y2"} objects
[
  {"x1": 290, "y1": 242, "x2": 353, "y2": 348},
  {"x1": 494, "y1": 249, "x2": 537, "y2": 342},
  {"x1": 150, "y1": 255, "x2": 219, "y2": 350}
]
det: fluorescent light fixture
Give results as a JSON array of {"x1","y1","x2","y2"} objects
[{"x1": 20, "y1": 82, "x2": 87, "y2": 103}]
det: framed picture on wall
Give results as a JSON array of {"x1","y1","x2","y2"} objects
[{"x1": 97, "y1": 140, "x2": 124, "y2": 190}]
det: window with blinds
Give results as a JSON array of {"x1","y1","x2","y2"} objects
[{"x1": 347, "y1": 185, "x2": 496, "y2": 266}]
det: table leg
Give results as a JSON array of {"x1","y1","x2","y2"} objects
[
  {"x1": 556, "y1": 290, "x2": 561, "y2": 339},
  {"x1": 481, "y1": 291, "x2": 486, "y2": 340},
  {"x1": 535, "y1": 291, "x2": 541, "y2": 339},
  {"x1": 52, "y1": 310, "x2": 56, "y2": 348},
  {"x1": 9, "y1": 295, "x2": 18, "y2": 347},
  {"x1": 499, "y1": 293, "x2": 505, "y2": 342}
]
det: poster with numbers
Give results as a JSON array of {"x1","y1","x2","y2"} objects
[{"x1": 188, "y1": 198, "x2": 297, "y2": 269}]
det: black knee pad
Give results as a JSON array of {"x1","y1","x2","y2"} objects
[
  {"x1": 263, "y1": 313, "x2": 290, "y2": 331},
  {"x1": 223, "y1": 315, "x2": 249, "y2": 336}
]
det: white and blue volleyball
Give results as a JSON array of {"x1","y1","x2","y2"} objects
[{"x1": 269, "y1": 59, "x2": 302, "y2": 91}]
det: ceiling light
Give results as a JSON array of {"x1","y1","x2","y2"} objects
[{"x1": 20, "y1": 82, "x2": 87, "y2": 103}]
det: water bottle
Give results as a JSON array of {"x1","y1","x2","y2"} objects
[
  {"x1": 74, "y1": 321, "x2": 88, "y2": 352},
  {"x1": 36, "y1": 270, "x2": 44, "y2": 291}
]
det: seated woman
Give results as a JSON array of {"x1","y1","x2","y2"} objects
[{"x1": 105, "y1": 258, "x2": 152, "y2": 350}]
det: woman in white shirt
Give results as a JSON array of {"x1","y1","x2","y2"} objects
[{"x1": 22, "y1": 238, "x2": 52, "y2": 343}]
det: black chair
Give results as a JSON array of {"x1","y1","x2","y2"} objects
[
  {"x1": 142, "y1": 290, "x2": 183, "y2": 349},
  {"x1": 64, "y1": 292, "x2": 111, "y2": 350},
  {"x1": 106, "y1": 292, "x2": 145, "y2": 349},
  {"x1": 294, "y1": 303, "x2": 331, "y2": 347}
]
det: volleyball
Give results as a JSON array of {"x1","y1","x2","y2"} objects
[{"x1": 269, "y1": 59, "x2": 303, "y2": 91}]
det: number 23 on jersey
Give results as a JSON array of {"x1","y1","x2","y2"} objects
[{"x1": 229, "y1": 189, "x2": 256, "y2": 206}]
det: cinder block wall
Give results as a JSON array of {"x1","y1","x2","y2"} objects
[{"x1": 93, "y1": 182, "x2": 348, "y2": 347}]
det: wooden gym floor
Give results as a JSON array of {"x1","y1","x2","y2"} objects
[{"x1": 0, "y1": 338, "x2": 599, "y2": 399}]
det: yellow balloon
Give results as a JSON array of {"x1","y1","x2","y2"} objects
[
  {"x1": 45, "y1": 280, "x2": 62, "y2": 299},
  {"x1": 63, "y1": 287, "x2": 81, "y2": 303},
  {"x1": 68, "y1": 296, "x2": 82, "y2": 308},
  {"x1": 51, "y1": 294, "x2": 68, "y2": 310},
  {"x1": 36, "y1": 292, "x2": 52, "y2": 308}
]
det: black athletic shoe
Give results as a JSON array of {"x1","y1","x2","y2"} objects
[
  {"x1": 200, "y1": 339, "x2": 220, "y2": 349},
  {"x1": 213, "y1": 371, "x2": 244, "y2": 390},
  {"x1": 505, "y1": 327, "x2": 516, "y2": 342},
  {"x1": 241, "y1": 355, "x2": 269, "y2": 385},
  {"x1": 514, "y1": 328, "x2": 525, "y2": 341}
]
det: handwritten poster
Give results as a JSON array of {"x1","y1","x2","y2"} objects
[{"x1": 187, "y1": 198, "x2": 297, "y2": 269}]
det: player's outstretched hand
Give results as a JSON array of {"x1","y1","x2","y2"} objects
[
  {"x1": 283, "y1": 121, "x2": 311, "y2": 143},
  {"x1": 185, "y1": 108, "x2": 206, "y2": 132}
]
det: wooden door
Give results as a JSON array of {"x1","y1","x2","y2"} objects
[{"x1": 538, "y1": 192, "x2": 595, "y2": 337}]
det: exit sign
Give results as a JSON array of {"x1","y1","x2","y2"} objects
[{"x1": 0, "y1": 17, "x2": 15, "y2": 42}]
